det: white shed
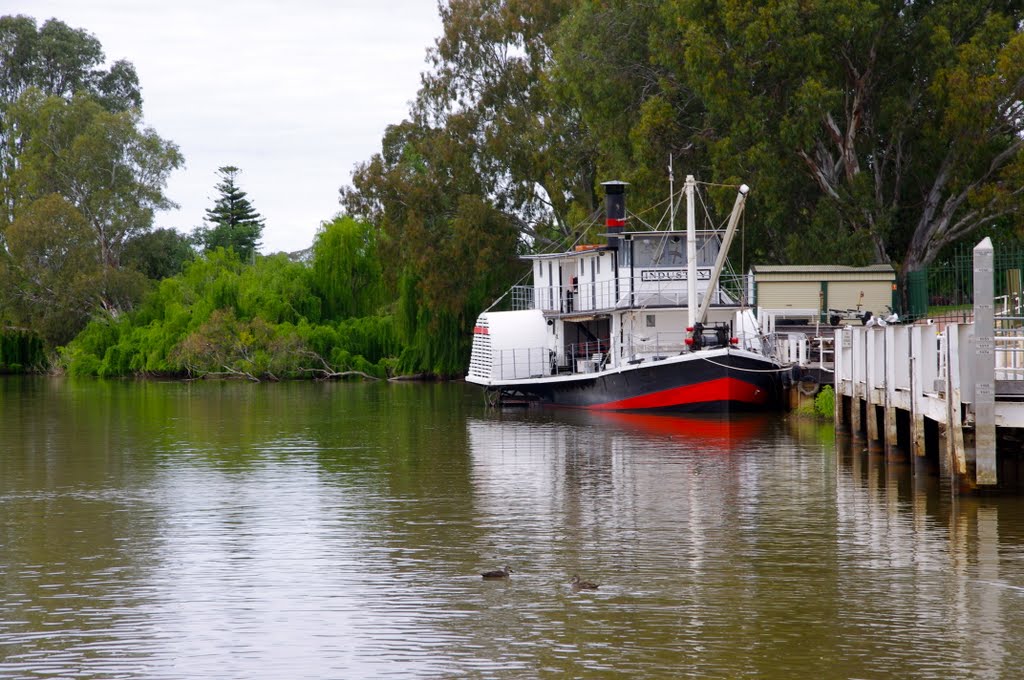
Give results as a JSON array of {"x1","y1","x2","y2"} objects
[{"x1": 751, "y1": 264, "x2": 896, "y2": 327}]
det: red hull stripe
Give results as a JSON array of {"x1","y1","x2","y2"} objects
[{"x1": 589, "y1": 377, "x2": 767, "y2": 411}]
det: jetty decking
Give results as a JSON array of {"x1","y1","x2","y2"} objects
[{"x1": 832, "y1": 238, "x2": 1024, "y2": 493}]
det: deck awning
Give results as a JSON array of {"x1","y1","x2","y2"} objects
[{"x1": 561, "y1": 314, "x2": 608, "y2": 322}]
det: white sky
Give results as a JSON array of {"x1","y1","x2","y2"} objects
[{"x1": 18, "y1": 0, "x2": 442, "y2": 254}]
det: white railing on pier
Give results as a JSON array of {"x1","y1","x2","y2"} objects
[
  {"x1": 833, "y1": 238, "x2": 1024, "y2": 492},
  {"x1": 834, "y1": 321, "x2": 1024, "y2": 488},
  {"x1": 995, "y1": 295, "x2": 1024, "y2": 317},
  {"x1": 995, "y1": 325, "x2": 1024, "y2": 380}
]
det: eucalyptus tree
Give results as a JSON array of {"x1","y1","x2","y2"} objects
[
  {"x1": 0, "y1": 14, "x2": 141, "y2": 106},
  {"x1": 7, "y1": 90, "x2": 183, "y2": 269},
  {"x1": 0, "y1": 15, "x2": 181, "y2": 341},
  {"x1": 0, "y1": 15, "x2": 142, "y2": 228},
  {"x1": 342, "y1": 117, "x2": 521, "y2": 375},
  {"x1": 344, "y1": 0, "x2": 594, "y2": 248},
  {"x1": 671, "y1": 0, "x2": 1024, "y2": 270},
  {"x1": 0, "y1": 193, "x2": 106, "y2": 345},
  {"x1": 194, "y1": 166, "x2": 265, "y2": 263},
  {"x1": 550, "y1": 0, "x2": 710, "y2": 216},
  {"x1": 339, "y1": 0, "x2": 583, "y2": 374}
]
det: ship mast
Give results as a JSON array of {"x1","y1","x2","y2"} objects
[
  {"x1": 695, "y1": 183, "x2": 750, "y2": 325},
  {"x1": 685, "y1": 175, "x2": 698, "y2": 328},
  {"x1": 669, "y1": 156, "x2": 675, "y2": 231}
]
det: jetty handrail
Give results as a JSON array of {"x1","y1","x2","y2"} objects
[{"x1": 995, "y1": 295, "x2": 1024, "y2": 317}]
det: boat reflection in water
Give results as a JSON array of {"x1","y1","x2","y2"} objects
[
  {"x1": 465, "y1": 410, "x2": 773, "y2": 480},
  {"x1": 582, "y1": 410, "x2": 772, "y2": 450},
  {"x1": 464, "y1": 408, "x2": 777, "y2": 536}
]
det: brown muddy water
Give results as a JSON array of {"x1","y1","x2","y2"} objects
[{"x1": 1, "y1": 377, "x2": 1023, "y2": 678}]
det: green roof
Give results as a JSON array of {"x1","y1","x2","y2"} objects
[{"x1": 750, "y1": 264, "x2": 894, "y2": 274}]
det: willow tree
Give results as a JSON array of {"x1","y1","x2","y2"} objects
[
  {"x1": 672, "y1": 0, "x2": 1024, "y2": 271},
  {"x1": 311, "y1": 216, "x2": 383, "y2": 320}
]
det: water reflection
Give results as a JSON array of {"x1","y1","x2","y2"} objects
[
  {"x1": 832, "y1": 433, "x2": 1024, "y2": 677},
  {"x1": 1, "y1": 379, "x2": 1024, "y2": 678}
]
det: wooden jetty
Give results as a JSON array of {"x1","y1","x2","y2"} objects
[{"x1": 833, "y1": 238, "x2": 1024, "y2": 494}]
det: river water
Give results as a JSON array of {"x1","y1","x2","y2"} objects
[{"x1": 1, "y1": 377, "x2": 1023, "y2": 678}]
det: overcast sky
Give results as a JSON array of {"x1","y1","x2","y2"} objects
[{"x1": 21, "y1": 0, "x2": 442, "y2": 253}]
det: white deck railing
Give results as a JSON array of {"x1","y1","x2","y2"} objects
[{"x1": 511, "y1": 273, "x2": 750, "y2": 314}]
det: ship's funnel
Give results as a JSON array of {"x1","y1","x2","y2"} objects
[{"x1": 601, "y1": 180, "x2": 628, "y2": 249}]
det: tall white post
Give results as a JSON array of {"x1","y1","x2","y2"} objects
[{"x1": 685, "y1": 175, "x2": 697, "y2": 329}]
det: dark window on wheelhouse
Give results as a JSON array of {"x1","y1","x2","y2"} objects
[{"x1": 630, "y1": 234, "x2": 721, "y2": 267}]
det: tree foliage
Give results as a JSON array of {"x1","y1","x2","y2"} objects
[
  {"x1": 169, "y1": 308, "x2": 307, "y2": 380},
  {"x1": 311, "y1": 215, "x2": 383, "y2": 320},
  {"x1": 0, "y1": 327, "x2": 44, "y2": 372},
  {"x1": 341, "y1": 0, "x2": 1024, "y2": 334},
  {"x1": 6, "y1": 91, "x2": 183, "y2": 265},
  {"x1": 342, "y1": 116, "x2": 523, "y2": 375},
  {"x1": 0, "y1": 15, "x2": 141, "y2": 109},
  {"x1": 61, "y1": 248, "x2": 400, "y2": 380},
  {"x1": 0, "y1": 193, "x2": 103, "y2": 345},
  {"x1": 122, "y1": 227, "x2": 195, "y2": 280},
  {"x1": 23, "y1": 3, "x2": 1024, "y2": 378},
  {"x1": 0, "y1": 15, "x2": 181, "y2": 346},
  {"x1": 670, "y1": 0, "x2": 1024, "y2": 271},
  {"x1": 0, "y1": 15, "x2": 142, "y2": 228},
  {"x1": 193, "y1": 165, "x2": 265, "y2": 262}
]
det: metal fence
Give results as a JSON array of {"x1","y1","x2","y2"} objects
[{"x1": 906, "y1": 245, "x2": 1024, "y2": 322}]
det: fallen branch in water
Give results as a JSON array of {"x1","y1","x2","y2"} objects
[
  {"x1": 388, "y1": 373, "x2": 430, "y2": 382},
  {"x1": 298, "y1": 351, "x2": 381, "y2": 381}
]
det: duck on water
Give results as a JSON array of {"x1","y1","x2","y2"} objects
[{"x1": 570, "y1": 575, "x2": 599, "y2": 591}]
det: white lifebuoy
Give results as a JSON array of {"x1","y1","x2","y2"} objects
[{"x1": 798, "y1": 375, "x2": 820, "y2": 396}]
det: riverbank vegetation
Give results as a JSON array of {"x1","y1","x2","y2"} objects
[
  {"x1": 3, "y1": 4, "x2": 1024, "y2": 379},
  {"x1": 62, "y1": 219, "x2": 403, "y2": 380}
]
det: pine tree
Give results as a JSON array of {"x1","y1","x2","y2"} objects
[{"x1": 195, "y1": 166, "x2": 264, "y2": 262}]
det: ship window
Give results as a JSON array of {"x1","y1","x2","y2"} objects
[
  {"x1": 698, "y1": 236, "x2": 720, "y2": 266},
  {"x1": 596, "y1": 255, "x2": 600, "y2": 274},
  {"x1": 634, "y1": 236, "x2": 685, "y2": 267},
  {"x1": 538, "y1": 262, "x2": 543, "y2": 279},
  {"x1": 646, "y1": 314, "x2": 656, "y2": 328}
]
